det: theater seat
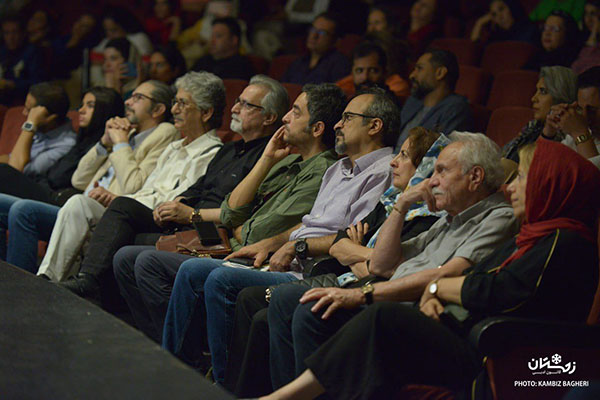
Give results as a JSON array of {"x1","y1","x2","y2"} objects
[
  {"x1": 431, "y1": 38, "x2": 481, "y2": 66},
  {"x1": 246, "y1": 54, "x2": 269, "y2": 75},
  {"x1": 268, "y1": 55, "x2": 299, "y2": 81},
  {"x1": 486, "y1": 70, "x2": 538, "y2": 110},
  {"x1": 481, "y1": 41, "x2": 537, "y2": 77},
  {"x1": 336, "y1": 34, "x2": 362, "y2": 58},
  {"x1": 282, "y1": 83, "x2": 302, "y2": 104},
  {"x1": 0, "y1": 106, "x2": 26, "y2": 155},
  {"x1": 456, "y1": 65, "x2": 489, "y2": 105},
  {"x1": 67, "y1": 110, "x2": 80, "y2": 132},
  {"x1": 486, "y1": 106, "x2": 533, "y2": 148},
  {"x1": 470, "y1": 103, "x2": 492, "y2": 134}
]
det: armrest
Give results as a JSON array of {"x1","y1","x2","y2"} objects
[{"x1": 469, "y1": 317, "x2": 600, "y2": 356}]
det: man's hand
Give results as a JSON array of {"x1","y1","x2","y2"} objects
[
  {"x1": 420, "y1": 297, "x2": 444, "y2": 321},
  {"x1": 299, "y1": 287, "x2": 364, "y2": 319},
  {"x1": 396, "y1": 179, "x2": 437, "y2": 214},
  {"x1": 263, "y1": 126, "x2": 292, "y2": 163},
  {"x1": 153, "y1": 201, "x2": 194, "y2": 225},
  {"x1": 346, "y1": 222, "x2": 369, "y2": 244},
  {"x1": 106, "y1": 117, "x2": 132, "y2": 144},
  {"x1": 268, "y1": 241, "x2": 296, "y2": 272},
  {"x1": 555, "y1": 102, "x2": 590, "y2": 138},
  {"x1": 88, "y1": 184, "x2": 116, "y2": 207},
  {"x1": 225, "y1": 237, "x2": 279, "y2": 268},
  {"x1": 27, "y1": 105, "x2": 51, "y2": 127}
]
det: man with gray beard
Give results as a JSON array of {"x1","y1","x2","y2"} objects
[{"x1": 395, "y1": 49, "x2": 473, "y2": 150}]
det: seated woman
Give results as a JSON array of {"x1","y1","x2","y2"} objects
[
  {"x1": 470, "y1": 0, "x2": 538, "y2": 45},
  {"x1": 526, "y1": 10, "x2": 582, "y2": 70},
  {"x1": 137, "y1": 44, "x2": 186, "y2": 87},
  {"x1": 102, "y1": 38, "x2": 140, "y2": 96},
  {"x1": 0, "y1": 87, "x2": 123, "y2": 272},
  {"x1": 259, "y1": 138, "x2": 600, "y2": 399},
  {"x1": 503, "y1": 65, "x2": 577, "y2": 162},
  {"x1": 326, "y1": 127, "x2": 447, "y2": 281},
  {"x1": 571, "y1": 0, "x2": 600, "y2": 74}
]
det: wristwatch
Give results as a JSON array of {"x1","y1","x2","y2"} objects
[
  {"x1": 189, "y1": 208, "x2": 203, "y2": 224},
  {"x1": 428, "y1": 280, "x2": 439, "y2": 296},
  {"x1": 294, "y1": 238, "x2": 308, "y2": 260},
  {"x1": 21, "y1": 121, "x2": 36, "y2": 133},
  {"x1": 575, "y1": 128, "x2": 594, "y2": 145},
  {"x1": 360, "y1": 283, "x2": 374, "y2": 305}
]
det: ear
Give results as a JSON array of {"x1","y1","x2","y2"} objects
[
  {"x1": 468, "y1": 165, "x2": 485, "y2": 191},
  {"x1": 435, "y1": 65, "x2": 448, "y2": 83},
  {"x1": 367, "y1": 117, "x2": 384, "y2": 138},
  {"x1": 201, "y1": 107, "x2": 214, "y2": 124},
  {"x1": 45, "y1": 113, "x2": 58, "y2": 125},
  {"x1": 263, "y1": 112, "x2": 278, "y2": 127},
  {"x1": 311, "y1": 121, "x2": 325, "y2": 139},
  {"x1": 151, "y1": 103, "x2": 167, "y2": 119}
]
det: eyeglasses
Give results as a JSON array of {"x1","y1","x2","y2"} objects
[
  {"x1": 234, "y1": 97, "x2": 264, "y2": 111},
  {"x1": 309, "y1": 26, "x2": 332, "y2": 38},
  {"x1": 340, "y1": 111, "x2": 376, "y2": 124},
  {"x1": 130, "y1": 92, "x2": 157, "y2": 103},
  {"x1": 171, "y1": 98, "x2": 197, "y2": 110},
  {"x1": 543, "y1": 24, "x2": 562, "y2": 33}
]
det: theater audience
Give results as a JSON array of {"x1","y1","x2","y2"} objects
[
  {"x1": 282, "y1": 12, "x2": 351, "y2": 85},
  {"x1": 94, "y1": 6, "x2": 153, "y2": 56},
  {"x1": 405, "y1": 0, "x2": 443, "y2": 58},
  {"x1": 396, "y1": 49, "x2": 472, "y2": 149},
  {"x1": 0, "y1": 16, "x2": 44, "y2": 104},
  {"x1": 571, "y1": 0, "x2": 600, "y2": 74},
  {"x1": 0, "y1": 87, "x2": 123, "y2": 272},
  {"x1": 192, "y1": 17, "x2": 255, "y2": 80},
  {"x1": 32, "y1": 80, "x2": 177, "y2": 281},
  {"x1": 470, "y1": 0, "x2": 538, "y2": 45},
  {"x1": 526, "y1": 10, "x2": 582, "y2": 70},
  {"x1": 137, "y1": 44, "x2": 186, "y2": 87},
  {"x1": 503, "y1": 65, "x2": 577, "y2": 162},
  {"x1": 102, "y1": 38, "x2": 141, "y2": 96},
  {"x1": 259, "y1": 139, "x2": 599, "y2": 399}
]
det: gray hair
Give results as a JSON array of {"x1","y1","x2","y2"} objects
[
  {"x1": 540, "y1": 66, "x2": 578, "y2": 105},
  {"x1": 449, "y1": 131, "x2": 504, "y2": 193},
  {"x1": 249, "y1": 74, "x2": 289, "y2": 127},
  {"x1": 146, "y1": 79, "x2": 175, "y2": 121},
  {"x1": 175, "y1": 71, "x2": 226, "y2": 130},
  {"x1": 358, "y1": 87, "x2": 400, "y2": 147}
]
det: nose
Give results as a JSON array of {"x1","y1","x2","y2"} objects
[
  {"x1": 506, "y1": 180, "x2": 515, "y2": 194},
  {"x1": 78, "y1": 104, "x2": 85, "y2": 114},
  {"x1": 356, "y1": 71, "x2": 367, "y2": 84},
  {"x1": 231, "y1": 100, "x2": 241, "y2": 114},
  {"x1": 531, "y1": 92, "x2": 537, "y2": 104},
  {"x1": 282, "y1": 109, "x2": 292, "y2": 124},
  {"x1": 390, "y1": 153, "x2": 401, "y2": 168},
  {"x1": 333, "y1": 119, "x2": 343, "y2": 130},
  {"x1": 171, "y1": 103, "x2": 178, "y2": 114}
]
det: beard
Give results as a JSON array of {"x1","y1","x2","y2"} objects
[
  {"x1": 126, "y1": 107, "x2": 139, "y2": 125},
  {"x1": 334, "y1": 128, "x2": 347, "y2": 155},
  {"x1": 410, "y1": 79, "x2": 434, "y2": 99},
  {"x1": 230, "y1": 117, "x2": 242, "y2": 134}
]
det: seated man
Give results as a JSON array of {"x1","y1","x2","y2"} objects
[
  {"x1": 266, "y1": 132, "x2": 520, "y2": 389},
  {"x1": 35, "y1": 79, "x2": 179, "y2": 282},
  {"x1": 113, "y1": 83, "x2": 346, "y2": 344},
  {"x1": 336, "y1": 41, "x2": 410, "y2": 100},
  {"x1": 395, "y1": 49, "x2": 473, "y2": 150},
  {"x1": 0, "y1": 82, "x2": 75, "y2": 177},
  {"x1": 46, "y1": 72, "x2": 225, "y2": 294},
  {"x1": 162, "y1": 87, "x2": 399, "y2": 384},
  {"x1": 192, "y1": 17, "x2": 255, "y2": 81},
  {"x1": 110, "y1": 75, "x2": 290, "y2": 342},
  {"x1": 282, "y1": 12, "x2": 351, "y2": 85}
]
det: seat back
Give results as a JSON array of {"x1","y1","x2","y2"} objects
[
  {"x1": 481, "y1": 41, "x2": 537, "y2": 77},
  {"x1": 0, "y1": 106, "x2": 26, "y2": 155},
  {"x1": 246, "y1": 54, "x2": 269, "y2": 75},
  {"x1": 282, "y1": 83, "x2": 303, "y2": 104},
  {"x1": 456, "y1": 65, "x2": 489, "y2": 105},
  {"x1": 487, "y1": 69, "x2": 538, "y2": 110},
  {"x1": 470, "y1": 103, "x2": 492, "y2": 134},
  {"x1": 430, "y1": 38, "x2": 481, "y2": 66},
  {"x1": 336, "y1": 34, "x2": 362, "y2": 58},
  {"x1": 268, "y1": 55, "x2": 299, "y2": 81},
  {"x1": 486, "y1": 106, "x2": 533, "y2": 148},
  {"x1": 67, "y1": 110, "x2": 80, "y2": 132}
]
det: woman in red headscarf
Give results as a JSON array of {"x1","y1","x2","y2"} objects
[{"x1": 259, "y1": 139, "x2": 600, "y2": 400}]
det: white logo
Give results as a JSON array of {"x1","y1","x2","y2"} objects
[{"x1": 528, "y1": 353, "x2": 576, "y2": 375}]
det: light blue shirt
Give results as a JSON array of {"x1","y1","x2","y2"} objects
[{"x1": 22, "y1": 120, "x2": 76, "y2": 176}]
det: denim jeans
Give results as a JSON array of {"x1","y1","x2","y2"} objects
[
  {"x1": 162, "y1": 258, "x2": 297, "y2": 384},
  {"x1": 0, "y1": 194, "x2": 59, "y2": 273},
  {"x1": 0, "y1": 193, "x2": 21, "y2": 260}
]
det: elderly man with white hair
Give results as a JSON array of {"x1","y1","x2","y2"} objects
[
  {"x1": 266, "y1": 131, "x2": 520, "y2": 389},
  {"x1": 49, "y1": 71, "x2": 226, "y2": 300}
]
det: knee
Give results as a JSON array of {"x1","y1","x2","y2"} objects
[
  {"x1": 113, "y1": 247, "x2": 135, "y2": 282},
  {"x1": 133, "y1": 250, "x2": 164, "y2": 281},
  {"x1": 106, "y1": 196, "x2": 136, "y2": 214},
  {"x1": 59, "y1": 194, "x2": 87, "y2": 220},
  {"x1": 173, "y1": 259, "x2": 212, "y2": 291},
  {"x1": 8, "y1": 200, "x2": 35, "y2": 226}
]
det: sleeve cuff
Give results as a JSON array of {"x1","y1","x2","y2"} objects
[
  {"x1": 95, "y1": 142, "x2": 109, "y2": 156},
  {"x1": 112, "y1": 143, "x2": 131, "y2": 152}
]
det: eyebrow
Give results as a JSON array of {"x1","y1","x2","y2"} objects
[{"x1": 292, "y1": 104, "x2": 301, "y2": 112}]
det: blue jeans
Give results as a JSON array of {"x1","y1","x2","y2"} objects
[
  {"x1": 0, "y1": 194, "x2": 59, "y2": 272},
  {"x1": 0, "y1": 193, "x2": 21, "y2": 259},
  {"x1": 162, "y1": 258, "x2": 297, "y2": 384}
]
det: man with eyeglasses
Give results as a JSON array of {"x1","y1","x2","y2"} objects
[
  {"x1": 282, "y1": 12, "x2": 351, "y2": 85},
  {"x1": 41, "y1": 73, "x2": 224, "y2": 299},
  {"x1": 159, "y1": 87, "x2": 395, "y2": 385}
]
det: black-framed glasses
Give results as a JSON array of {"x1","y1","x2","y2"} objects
[
  {"x1": 341, "y1": 111, "x2": 376, "y2": 124},
  {"x1": 235, "y1": 97, "x2": 264, "y2": 111},
  {"x1": 130, "y1": 92, "x2": 157, "y2": 103},
  {"x1": 171, "y1": 98, "x2": 197, "y2": 109}
]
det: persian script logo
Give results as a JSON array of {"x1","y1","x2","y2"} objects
[{"x1": 528, "y1": 354, "x2": 576, "y2": 376}]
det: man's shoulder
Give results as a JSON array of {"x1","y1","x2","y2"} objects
[
  {"x1": 438, "y1": 93, "x2": 470, "y2": 109},
  {"x1": 151, "y1": 122, "x2": 179, "y2": 137}
]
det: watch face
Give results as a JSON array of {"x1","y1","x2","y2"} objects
[
  {"x1": 429, "y1": 282, "x2": 438, "y2": 295},
  {"x1": 22, "y1": 122, "x2": 34, "y2": 131},
  {"x1": 295, "y1": 241, "x2": 307, "y2": 253}
]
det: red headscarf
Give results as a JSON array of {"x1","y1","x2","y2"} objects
[{"x1": 498, "y1": 138, "x2": 600, "y2": 271}]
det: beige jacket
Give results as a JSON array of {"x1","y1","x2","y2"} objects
[{"x1": 71, "y1": 122, "x2": 179, "y2": 195}]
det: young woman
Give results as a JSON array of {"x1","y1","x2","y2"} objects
[
  {"x1": 102, "y1": 38, "x2": 140, "y2": 96},
  {"x1": 471, "y1": 0, "x2": 538, "y2": 45},
  {"x1": 260, "y1": 139, "x2": 600, "y2": 399},
  {"x1": 0, "y1": 87, "x2": 123, "y2": 272}
]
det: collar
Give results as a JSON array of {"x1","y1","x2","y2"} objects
[
  {"x1": 340, "y1": 147, "x2": 393, "y2": 175},
  {"x1": 34, "y1": 120, "x2": 73, "y2": 141},
  {"x1": 173, "y1": 129, "x2": 221, "y2": 156},
  {"x1": 446, "y1": 191, "x2": 507, "y2": 227},
  {"x1": 130, "y1": 125, "x2": 157, "y2": 149},
  {"x1": 234, "y1": 134, "x2": 271, "y2": 155}
]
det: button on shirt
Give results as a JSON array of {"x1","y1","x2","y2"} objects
[
  {"x1": 23, "y1": 120, "x2": 76, "y2": 176},
  {"x1": 128, "y1": 130, "x2": 222, "y2": 209},
  {"x1": 84, "y1": 127, "x2": 155, "y2": 195},
  {"x1": 290, "y1": 147, "x2": 394, "y2": 241},
  {"x1": 390, "y1": 191, "x2": 519, "y2": 281}
]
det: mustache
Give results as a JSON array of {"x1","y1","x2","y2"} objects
[{"x1": 335, "y1": 128, "x2": 344, "y2": 137}]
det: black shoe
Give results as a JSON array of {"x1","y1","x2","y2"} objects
[{"x1": 57, "y1": 273, "x2": 101, "y2": 305}]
